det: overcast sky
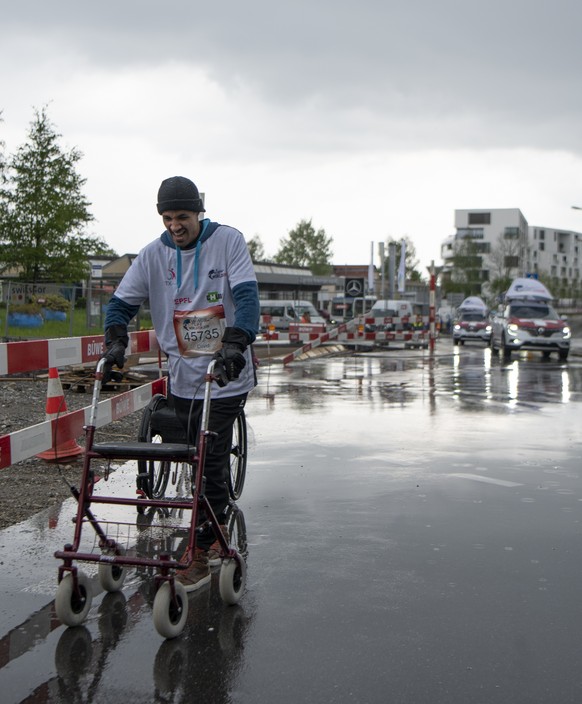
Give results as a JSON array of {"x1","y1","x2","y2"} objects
[{"x1": 2, "y1": 0, "x2": 582, "y2": 273}]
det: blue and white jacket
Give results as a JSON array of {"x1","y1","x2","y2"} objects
[{"x1": 105, "y1": 219, "x2": 259, "y2": 399}]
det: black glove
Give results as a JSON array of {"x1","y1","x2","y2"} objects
[
  {"x1": 102, "y1": 325, "x2": 129, "y2": 384},
  {"x1": 213, "y1": 327, "x2": 249, "y2": 387}
]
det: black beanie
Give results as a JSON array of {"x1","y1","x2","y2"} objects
[{"x1": 156, "y1": 176, "x2": 206, "y2": 214}]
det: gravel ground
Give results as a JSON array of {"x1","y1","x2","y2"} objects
[{"x1": 0, "y1": 375, "x2": 145, "y2": 529}]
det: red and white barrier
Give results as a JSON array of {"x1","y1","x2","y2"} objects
[
  {"x1": 258, "y1": 316, "x2": 430, "y2": 365},
  {"x1": 280, "y1": 329, "x2": 429, "y2": 364},
  {"x1": 0, "y1": 377, "x2": 167, "y2": 470},
  {"x1": 281, "y1": 323, "x2": 352, "y2": 365},
  {"x1": 261, "y1": 329, "x2": 428, "y2": 343},
  {"x1": 0, "y1": 330, "x2": 160, "y2": 377}
]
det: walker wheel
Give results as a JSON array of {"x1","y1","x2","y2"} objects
[
  {"x1": 219, "y1": 554, "x2": 246, "y2": 605},
  {"x1": 98, "y1": 547, "x2": 127, "y2": 592},
  {"x1": 153, "y1": 581, "x2": 189, "y2": 639},
  {"x1": 55, "y1": 571, "x2": 93, "y2": 627}
]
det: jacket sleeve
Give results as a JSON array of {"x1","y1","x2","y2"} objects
[
  {"x1": 104, "y1": 295, "x2": 141, "y2": 330},
  {"x1": 232, "y1": 280, "x2": 260, "y2": 343}
]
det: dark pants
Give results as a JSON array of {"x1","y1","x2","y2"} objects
[{"x1": 171, "y1": 392, "x2": 247, "y2": 549}]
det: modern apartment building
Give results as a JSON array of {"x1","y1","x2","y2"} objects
[
  {"x1": 529, "y1": 225, "x2": 581, "y2": 283},
  {"x1": 441, "y1": 208, "x2": 582, "y2": 301}
]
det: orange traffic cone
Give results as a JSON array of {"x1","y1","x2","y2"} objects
[{"x1": 36, "y1": 368, "x2": 84, "y2": 462}]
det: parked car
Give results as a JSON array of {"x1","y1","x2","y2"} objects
[
  {"x1": 489, "y1": 278, "x2": 571, "y2": 360},
  {"x1": 453, "y1": 296, "x2": 491, "y2": 345}
]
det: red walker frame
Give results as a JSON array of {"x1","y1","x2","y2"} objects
[{"x1": 54, "y1": 358, "x2": 246, "y2": 639}]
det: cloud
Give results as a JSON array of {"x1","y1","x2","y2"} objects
[
  {"x1": 1, "y1": 0, "x2": 582, "y2": 272},
  {"x1": 5, "y1": 1, "x2": 582, "y2": 150}
]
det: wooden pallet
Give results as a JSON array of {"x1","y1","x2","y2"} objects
[{"x1": 59, "y1": 369, "x2": 150, "y2": 393}]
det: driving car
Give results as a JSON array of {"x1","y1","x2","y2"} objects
[
  {"x1": 452, "y1": 296, "x2": 491, "y2": 346},
  {"x1": 489, "y1": 278, "x2": 571, "y2": 361}
]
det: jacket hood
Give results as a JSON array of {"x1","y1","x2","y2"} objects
[{"x1": 160, "y1": 219, "x2": 221, "y2": 290}]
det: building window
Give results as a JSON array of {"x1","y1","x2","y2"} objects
[
  {"x1": 504, "y1": 255, "x2": 519, "y2": 268},
  {"x1": 504, "y1": 227, "x2": 520, "y2": 239},
  {"x1": 539, "y1": 230, "x2": 545, "y2": 240},
  {"x1": 540, "y1": 242, "x2": 545, "y2": 251},
  {"x1": 457, "y1": 227, "x2": 484, "y2": 239},
  {"x1": 468, "y1": 212, "x2": 491, "y2": 225}
]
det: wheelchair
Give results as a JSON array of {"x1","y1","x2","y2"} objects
[{"x1": 136, "y1": 392, "x2": 247, "y2": 506}]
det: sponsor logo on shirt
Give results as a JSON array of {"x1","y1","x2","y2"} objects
[
  {"x1": 207, "y1": 291, "x2": 222, "y2": 303},
  {"x1": 166, "y1": 268, "x2": 177, "y2": 286},
  {"x1": 208, "y1": 269, "x2": 227, "y2": 280}
]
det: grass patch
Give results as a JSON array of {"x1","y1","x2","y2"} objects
[{"x1": 1, "y1": 308, "x2": 152, "y2": 340}]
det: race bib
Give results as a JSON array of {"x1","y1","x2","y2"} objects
[{"x1": 173, "y1": 305, "x2": 226, "y2": 357}]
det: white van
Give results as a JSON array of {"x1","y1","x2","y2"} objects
[
  {"x1": 328, "y1": 295, "x2": 377, "y2": 324},
  {"x1": 259, "y1": 300, "x2": 326, "y2": 332},
  {"x1": 365, "y1": 299, "x2": 414, "y2": 332}
]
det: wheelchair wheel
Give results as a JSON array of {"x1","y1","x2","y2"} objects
[
  {"x1": 228, "y1": 410, "x2": 247, "y2": 500},
  {"x1": 137, "y1": 394, "x2": 172, "y2": 501},
  {"x1": 225, "y1": 502, "x2": 248, "y2": 557}
]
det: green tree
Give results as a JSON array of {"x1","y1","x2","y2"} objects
[
  {"x1": 0, "y1": 106, "x2": 114, "y2": 283},
  {"x1": 274, "y1": 218, "x2": 333, "y2": 274},
  {"x1": 0, "y1": 111, "x2": 7, "y2": 224},
  {"x1": 247, "y1": 234, "x2": 266, "y2": 261}
]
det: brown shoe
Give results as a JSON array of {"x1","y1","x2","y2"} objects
[
  {"x1": 176, "y1": 548, "x2": 210, "y2": 592},
  {"x1": 208, "y1": 525, "x2": 230, "y2": 567}
]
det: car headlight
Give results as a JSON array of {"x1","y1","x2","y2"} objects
[
  {"x1": 485, "y1": 325, "x2": 492, "y2": 332},
  {"x1": 507, "y1": 323, "x2": 519, "y2": 334},
  {"x1": 563, "y1": 326, "x2": 571, "y2": 339},
  {"x1": 453, "y1": 324, "x2": 461, "y2": 331}
]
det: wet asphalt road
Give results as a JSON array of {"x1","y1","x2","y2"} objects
[{"x1": 2, "y1": 341, "x2": 582, "y2": 703}]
